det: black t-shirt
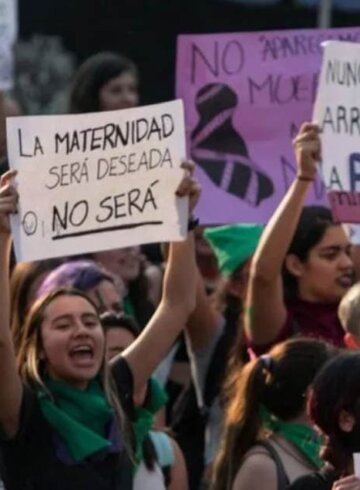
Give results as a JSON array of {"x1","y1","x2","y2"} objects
[
  {"x1": 0, "y1": 357, "x2": 134, "y2": 490},
  {"x1": 289, "y1": 468, "x2": 338, "y2": 490}
]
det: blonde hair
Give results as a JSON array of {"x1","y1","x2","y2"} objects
[
  {"x1": 16, "y1": 287, "x2": 133, "y2": 458},
  {"x1": 10, "y1": 259, "x2": 62, "y2": 355},
  {"x1": 338, "y1": 283, "x2": 360, "y2": 336}
]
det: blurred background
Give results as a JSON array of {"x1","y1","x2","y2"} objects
[{"x1": 14, "y1": 0, "x2": 360, "y2": 114}]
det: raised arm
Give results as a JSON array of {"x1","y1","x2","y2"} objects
[
  {"x1": 245, "y1": 123, "x2": 321, "y2": 346},
  {"x1": 120, "y1": 162, "x2": 201, "y2": 394},
  {"x1": 0, "y1": 171, "x2": 23, "y2": 436}
]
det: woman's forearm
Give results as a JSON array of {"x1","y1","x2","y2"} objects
[
  {"x1": 162, "y1": 230, "x2": 197, "y2": 314},
  {"x1": 121, "y1": 231, "x2": 197, "y2": 394},
  {"x1": 251, "y1": 178, "x2": 312, "y2": 282}
]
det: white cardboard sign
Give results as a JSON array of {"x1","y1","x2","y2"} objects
[
  {"x1": 6, "y1": 99, "x2": 188, "y2": 261},
  {"x1": 354, "y1": 453, "x2": 360, "y2": 478},
  {"x1": 313, "y1": 41, "x2": 360, "y2": 223}
]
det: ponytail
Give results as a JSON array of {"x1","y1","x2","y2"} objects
[
  {"x1": 213, "y1": 339, "x2": 334, "y2": 490},
  {"x1": 212, "y1": 356, "x2": 270, "y2": 490}
]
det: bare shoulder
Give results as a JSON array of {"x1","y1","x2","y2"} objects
[{"x1": 232, "y1": 448, "x2": 277, "y2": 490}]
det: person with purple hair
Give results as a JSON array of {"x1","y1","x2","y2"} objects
[{"x1": 37, "y1": 260, "x2": 125, "y2": 315}]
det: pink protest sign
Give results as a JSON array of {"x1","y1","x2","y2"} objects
[
  {"x1": 176, "y1": 27, "x2": 360, "y2": 224},
  {"x1": 329, "y1": 192, "x2": 360, "y2": 224}
]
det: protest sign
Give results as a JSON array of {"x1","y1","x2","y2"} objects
[
  {"x1": 329, "y1": 192, "x2": 360, "y2": 224},
  {"x1": 354, "y1": 453, "x2": 360, "y2": 478},
  {"x1": 347, "y1": 224, "x2": 360, "y2": 245},
  {"x1": 176, "y1": 27, "x2": 360, "y2": 224},
  {"x1": 6, "y1": 100, "x2": 188, "y2": 261},
  {"x1": 313, "y1": 41, "x2": 360, "y2": 223},
  {"x1": 0, "y1": 0, "x2": 17, "y2": 89}
]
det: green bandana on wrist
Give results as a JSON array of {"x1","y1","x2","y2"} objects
[
  {"x1": 38, "y1": 377, "x2": 113, "y2": 462},
  {"x1": 133, "y1": 407, "x2": 155, "y2": 467},
  {"x1": 259, "y1": 405, "x2": 323, "y2": 469},
  {"x1": 133, "y1": 377, "x2": 169, "y2": 468}
]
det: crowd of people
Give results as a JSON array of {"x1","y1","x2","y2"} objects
[{"x1": 1, "y1": 50, "x2": 360, "y2": 490}]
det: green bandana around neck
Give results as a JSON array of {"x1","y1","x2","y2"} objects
[
  {"x1": 37, "y1": 377, "x2": 114, "y2": 462},
  {"x1": 259, "y1": 405, "x2": 323, "y2": 469}
]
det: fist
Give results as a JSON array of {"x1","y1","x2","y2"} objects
[{"x1": 293, "y1": 123, "x2": 321, "y2": 180}]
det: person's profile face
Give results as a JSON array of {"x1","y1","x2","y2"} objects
[{"x1": 99, "y1": 71, "x2": 139, "y2": 111}]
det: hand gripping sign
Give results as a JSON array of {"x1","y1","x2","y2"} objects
[{"x1": 6, "y1": 100, "x2": 189, "y2": 261}]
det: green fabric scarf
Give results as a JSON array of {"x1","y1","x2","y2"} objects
[
  {"x1": 123, "y1": 295, "x2": 136, "y2": 319},
  {"x1": 260, "y1": 405, "x2": 323, "y2": 469},
  {"x1": 204, "y1": 224, "x2": 263, "y2": 276},
  {"x1": 38, "y1": 377, "x2": 114, "y2": 462},
  {"x1": 132, "y1": 377, "x2": 169, "y2": 467}
]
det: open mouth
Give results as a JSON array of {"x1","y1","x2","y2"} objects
[
  {"x1": 336, "y1": 274, "x2": 354, "y2": 288},
  {"x1": 69, "y1": 345, "x2": 94, "y2": 362}
]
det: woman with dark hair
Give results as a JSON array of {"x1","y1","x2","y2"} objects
[
  {"x1": 289, "y1": 353, "x2": 360, "y2": 490},
  {"x1": 69, "y1": 51, "x2": 139, "y2": 114},
  {"x1": 246, "y1": 123, "x2": 354, "y2": 354},
  {"x1": 101, "y1": 312, "x2": 141, "y2": 360},
  {"x1": 212, "y1": 338, "x2": 335, "y2": 490}
]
